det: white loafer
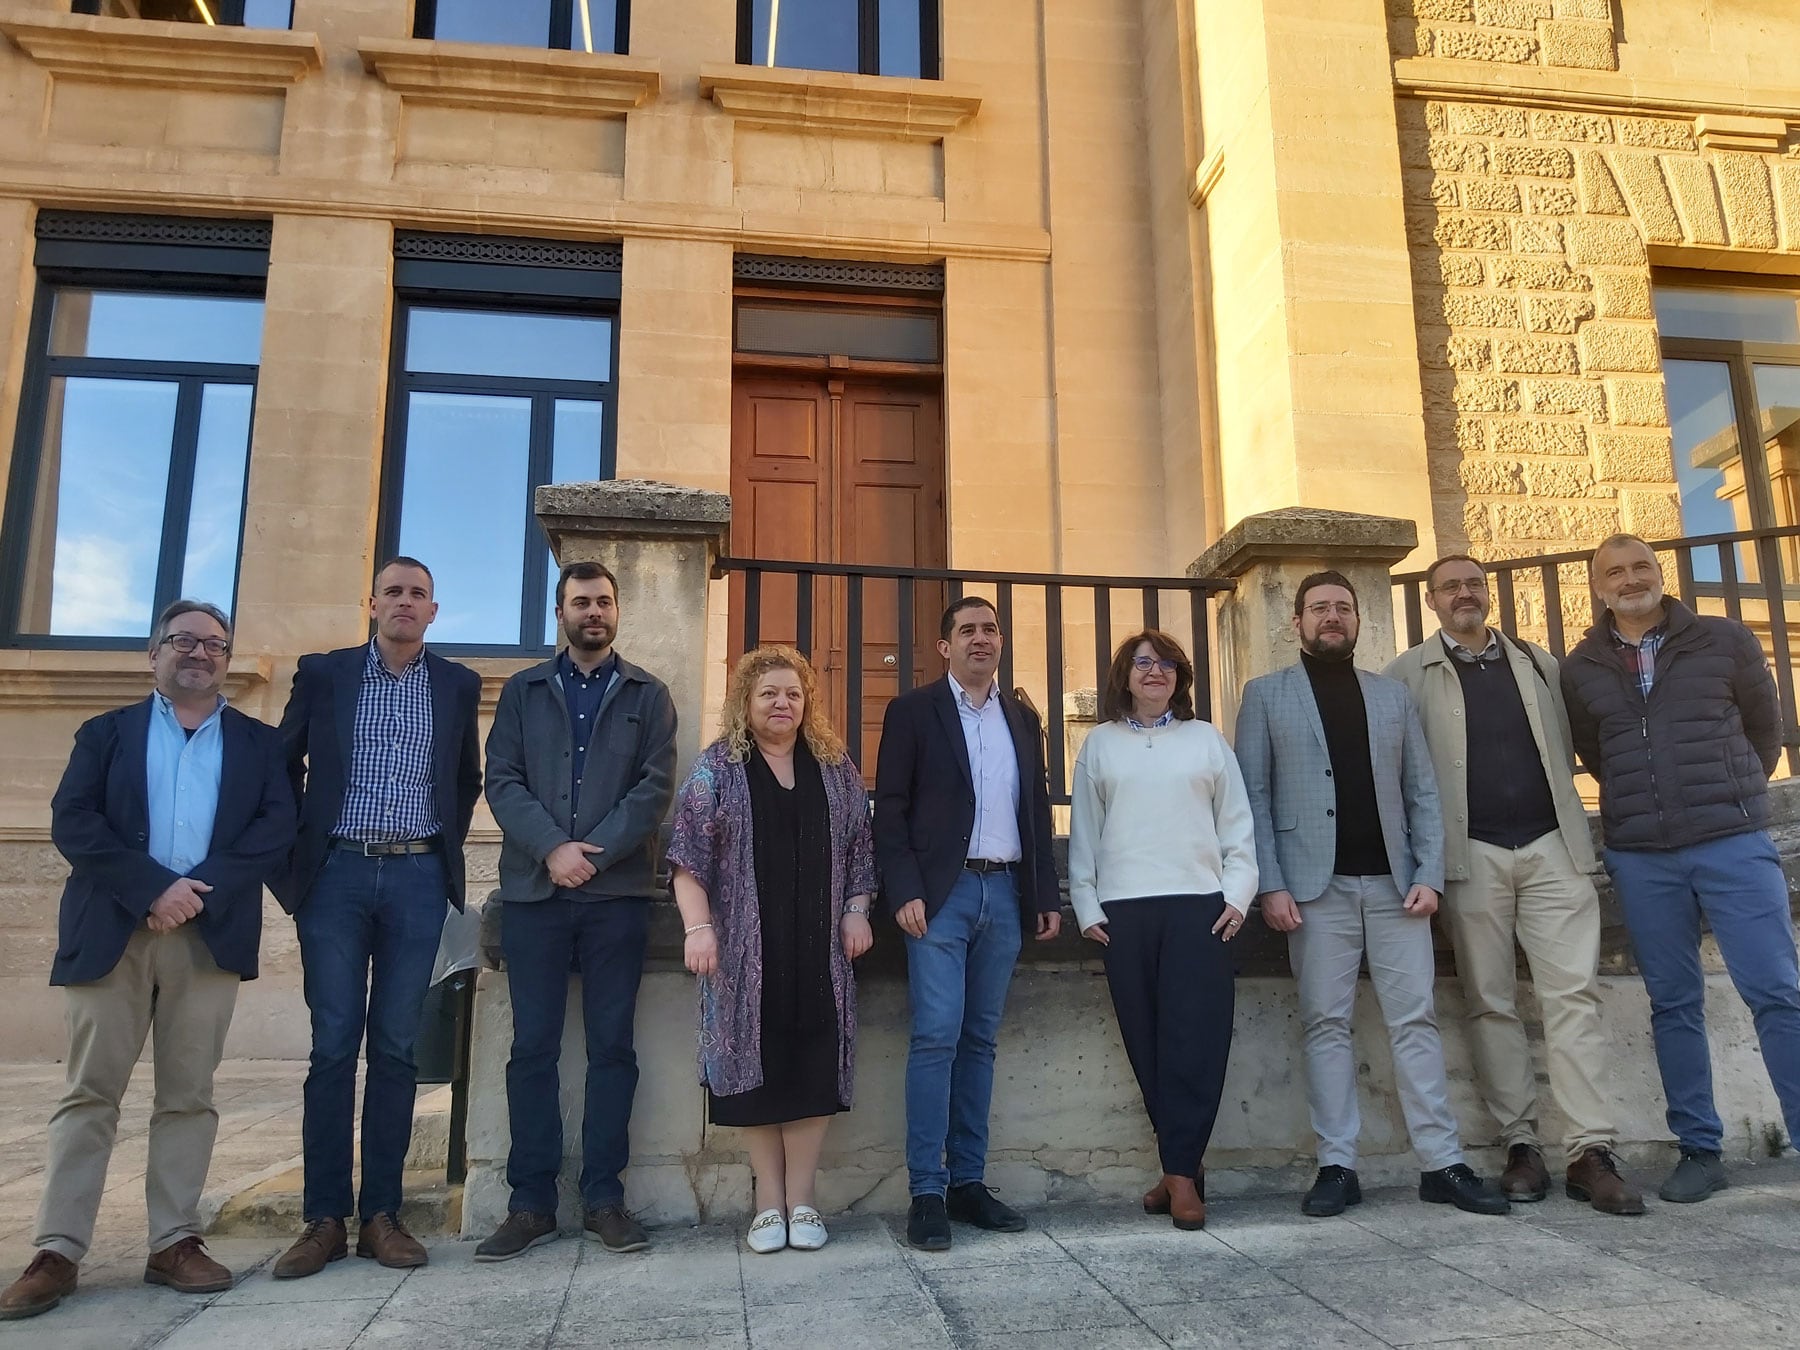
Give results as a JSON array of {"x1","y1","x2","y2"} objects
[
  {"x1": 745, "y1": 1208, "x2": 787, "y2": 1254},
  {"x1": 787, "y1": 1205, "x2": 828, "y2": 1251}
]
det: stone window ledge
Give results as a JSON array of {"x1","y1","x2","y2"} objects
[
  {"x1": 0, "y1": 13, "x2": 321, "y2": 93},
  {"x1": 359, "y1": 38, "x2": 660, "y2": 118},
  {"x1": 0, "y1": 649, "x2": 270, "y2": 714},
  {"x1": 698, "y1": 63, "x2": 980, "y2": 142}
]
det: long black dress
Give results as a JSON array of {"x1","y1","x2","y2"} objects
[{"x1": 707, "y1": 742, "x2": 844, "y2": 1127}]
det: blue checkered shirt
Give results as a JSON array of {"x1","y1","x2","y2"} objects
[
  {"x1": 332, "y1": 640, "x2": 440, "y2": 842},
  {"x1": 1611, "y1": 620, "x2": 1666, "y2": 699}
]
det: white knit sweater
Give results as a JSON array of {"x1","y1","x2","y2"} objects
[{"x1": 1066, "y1": 718, "x2": 1259, "y2": 932}]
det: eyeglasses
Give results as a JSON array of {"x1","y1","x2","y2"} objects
[
  {"x1": 157, "y1": 634, "x2": 230, "y2": 658},
  {"x1": 1430, "y1": 577, "x2": 1488, "y2": 597},
  {"x1": 1303, "y1": 602, "x2": 1356, "y2": 619},
  {"x1": 1131, "y1": 656, "x2": 1179, "y2": 674}
]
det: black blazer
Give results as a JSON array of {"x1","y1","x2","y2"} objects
[
  {"x1": 49, "y1": 697, "x2": 295, "y2": 986},
  {"x1": 274, "y1": 644, "x2": 483, "y2": 913},
  {"x1": 873, "y1": 678, "x2": 1060, "y2": 925}
]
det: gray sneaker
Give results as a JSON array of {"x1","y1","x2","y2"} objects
[
  {"x1": 475, "y1": 1211, "x2": 558, "y2": 1262},
  {"x1": 1658, "y1": 1148, "x2": 1728, "y2": 1204}
]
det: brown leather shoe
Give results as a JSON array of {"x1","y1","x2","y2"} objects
[
  {"x1": 1500, "y1": 1143, "x2": 1551, "y2": 1202},
  {"x1": 357, "y1": 1212, "x2": 428, "y2": 1268},
  {"x1": 144, "y1": 1236, "x2": 232, "y2": 1294},
  {"x1": 1165, "y1": 1174, "x2": 1207, "y2": 1231},
  {"x1": 0, "y1": 1250, "x2": 77, "y2": 1320},
  {"x1": 273, "y1": 1218, "x2": 348, "y2": 1279},
  {"x1": 1142, "y1": 1177, "x2": 1171, "y2": 1215},
  {"x1": 1566, "y1": 1147, "x2": 1646, "y2": 1216}
]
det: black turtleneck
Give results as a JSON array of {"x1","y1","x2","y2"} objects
[{"x1": 1300, "y1": 650, "x2": 1390, "y2": 876}]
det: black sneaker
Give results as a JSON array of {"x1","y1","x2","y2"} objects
[
  {"x1": 1659, "y1": 1148, "x2": 1728, "y2": 1204},
  {"x1": 1301, "y1": 1166, "x2": 1362, "y2": 1217},
  {"x1": 474, "y1": 1211, "x2": 558, "y2": 1263},
  {"x1": 946, "y1": 1182, "x2": 1026, "y2": 1232},
  {"x1": 584, "y1": 1204, "x2": 649, "y2": 1253},
  {"x1": 906, "y1": 1193, "x2": 952, "y2": 1251},
  {"x1": 1420, "y1": 1163, "x2": 1511, "y2": 1215}
]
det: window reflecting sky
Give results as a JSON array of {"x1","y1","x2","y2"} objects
[
  {"x1": 49, "y1": 291, "x2": 264, "y2": 365},
  {"x1": 1663, "y1": 358, "x2": 1739, "y2": 583},
  {"x1": 405, "y1": 308, "x2": 613, "y2": 382},
  {"x1": 749, "y1": 0, "x2": 859, "y2": 73},
  {"x1": 566, "y1": 0, "x2": 622, "y2": 52},
  {"x1": 182, "y1": 385, "x2": 255, "y2": 614},
  {"x1": 427, "y1": 0, "x2": 552, "y2": 47}
]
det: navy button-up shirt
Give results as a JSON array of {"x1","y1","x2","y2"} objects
[{"x1": 561, "y1": 647, "x2": 618, "y2": 807}]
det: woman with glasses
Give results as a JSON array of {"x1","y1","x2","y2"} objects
[{"x1": 1069, "y1": 629, "x2": 1257, "y2": 1230}]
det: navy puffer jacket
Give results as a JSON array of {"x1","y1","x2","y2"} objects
[{"x1": 1560, "y1": 599, "x2": 1782, "y2": 852}]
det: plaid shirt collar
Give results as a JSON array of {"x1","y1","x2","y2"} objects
[
  {"x1": 366, "y1": 638, "x2": 425, "y2": 681},
  {"x1": 1610, "y1": 615, "x2": 1667, "y2": 699},
  {"x1": 1441, "y1": 629, "x2": 1502, "y2": 664}
]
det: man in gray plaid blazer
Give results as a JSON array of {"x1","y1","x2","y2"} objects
[{"x1": 1234, "y1": 570, "x2": 1508, "y2": 1219}]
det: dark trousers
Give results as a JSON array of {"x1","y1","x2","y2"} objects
[
  {"x1": 501, "y1": 897, "x2": 650, "y2": 1215},
  {"x1": 295, "y1": 849, "x2": 448, "y2": 1222},
  {"x1": 1100, "y1": 894, "x2": 1235, "y2": 1177}
]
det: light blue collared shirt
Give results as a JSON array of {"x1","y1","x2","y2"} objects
[
  {"x1": 145, "y1": 692, "x2": 225, "y2": 875},
  {"x1": 951, "y1": 675, "x2": 1021, "y2": 863}
]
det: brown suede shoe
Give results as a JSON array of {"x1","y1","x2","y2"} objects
[
  {"x1": 357, "y1": 1212, "x2": 428, "y2": 1268},
  {"x1": 144, "y1": 1236, "x2": 232, "y2": 1294},
  {"x1": 1566, "y1": 1147, "x2": 1646, "y2": 1216},
  {"x1": 1165, "y1": 1174, "x2": 1207, "y2": 1232},
  {"x1": 1500, "y1": 1143, "x2": 1551, "y2": 1202},
  {"x1": 0, "y1": 1250, "x2": 77, "y2": 1320},
  {"x1": 1142, "y1": 1177, "x2": 1171, "y2": 1215},
  {"x1": 273, "y1": 1218, "x2": 348, "y2": 1280}
]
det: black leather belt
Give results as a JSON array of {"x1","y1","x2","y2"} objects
[
  {"x1": 331, "y1": 837, "x2": 439, "y2": 856},
  {"x1": 963, "y1": 858, "x2": 1016, "y2": 873}
]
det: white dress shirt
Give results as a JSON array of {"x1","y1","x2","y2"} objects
[{"x1": 952, "y1": 675, "x2": 1022, "y2": 862}]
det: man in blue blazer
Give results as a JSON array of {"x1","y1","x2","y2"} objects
[
  {"x1": 875, "y1": 596, "x2": 1061, "y2": 1252},
  {"x1": 0, "y1": 601, "x2": 293, "y2": 1323},
  {"x1": 271, "y1": 558, "x2": 483, "y2": 1279}
]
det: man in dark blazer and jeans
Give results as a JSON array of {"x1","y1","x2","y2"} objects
[
  {"x1": 272, "y1": 557, "x2": 482, "y2": 1278},
  {"x1": 875, "y1": 596, "x2": 1062, "y2": 1252},
  {"x1": 473, "y1": 562, "x2": 677, "y2": 1262},
  {"x1": 1, "y1": 600, "x2": 293, "y2": 1322}
]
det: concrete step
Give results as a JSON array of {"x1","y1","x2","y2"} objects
[{"x1": 208, "y1": 1166, "x2": 460, "y2": 1237}]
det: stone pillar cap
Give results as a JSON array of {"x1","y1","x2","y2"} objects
[
  {"x1": 1188, "y1": 507, "x2": 1418, "y2": 580},
  {"x1": 535, "y1": 479, "x2": 732, "y2": 559}
]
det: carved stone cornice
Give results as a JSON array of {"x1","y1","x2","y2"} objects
[
  {"x1": 0, "y1": 652, "x2": 271, "y2": 714},
  {"x1": 698, "y1": 63, "x2": 980, "y2": 142},
  {"x1": 0, "y1": 13, "x2": 321, "y2": 94},
  {"x1": 359, "y1": 38, "x2": 659, "y2": 118}
]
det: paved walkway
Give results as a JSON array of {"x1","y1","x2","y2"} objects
[{"x1": 2, "y1": 1064, "x2": 1798, "y2": 1348}]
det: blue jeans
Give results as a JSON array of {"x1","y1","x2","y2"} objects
[
  {"x1": 501, "y1": 897, "x2": 649, "y2": 1215},
  {"x1": 295, "y1": 848, "x2": 448, "y2": 1222},
  {"x1": 903, "y1": 869, "x2": 1024, "y2": 1196},
  {"x1": 1606, "y1": 832, "x2": 1800, "y2": 1154}
]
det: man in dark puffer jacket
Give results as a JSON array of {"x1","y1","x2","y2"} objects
[{"x1": 1562, "y1": 533, "x2": 1800, "y2": 1206}]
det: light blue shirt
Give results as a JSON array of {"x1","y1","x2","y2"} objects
[
  {"x1": 145, "y1": 692, "x2": 225, "y2": 876},
  {"x1": 951, "y1": 675, "x2": 1021, "y2": 863}
]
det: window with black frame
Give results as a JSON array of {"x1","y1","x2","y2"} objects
[
  {"x1": 71, "y1": 0, "x2": 293, "y2": 27},
  {"x1": 0, "y1": 215, "x2": 269, "y2": 647},
  {"x1": 736, "y1": 0, "x2": 938, "y2": 78},
  {"x1": 1656, "y1": 281, "x2": 1800, "y2": 586},
  {"x1": 414, "y1": 0, "x2": 629, "y2": 53},
  {"x1": 381, "y1": 235, "x2": 620, "y2": 653}
]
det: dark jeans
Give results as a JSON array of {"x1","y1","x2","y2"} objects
[
  {"x1": 295, "y1": 848, "x2": 448, "y2": 1222},
  {"x1": 1101, "y1": 894, "x2": 1236, "y2": 1178},
  {"x1": 501, "y1": 897, "x2": 650, "y2": 1215}
]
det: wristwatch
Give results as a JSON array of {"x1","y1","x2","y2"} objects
[{"x1": 844, "y1": 904, "x2": 869, "y2": 916}]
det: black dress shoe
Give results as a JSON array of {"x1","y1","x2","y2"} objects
[
  {"x1": 1301, "y1": 1165, "x2": 1362, "y2": 1217},
  {"x1": 946, "y1": 1182, "x2": 1026, "y2": 1232},
  {"x1": 1420, "y1": 1163, "x2": 1511, "y2": 1215},
  {"x1": 907, "y1": 1194, "x2": 952, "y2": 1251}
]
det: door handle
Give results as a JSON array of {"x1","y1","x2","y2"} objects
[{"x1": 882, "y1": 655, "x2": 897, "y2": 666}]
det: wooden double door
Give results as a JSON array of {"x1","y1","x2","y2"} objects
[{"x1": 731, "y1": 371, "x2": 946, "y2": 773}]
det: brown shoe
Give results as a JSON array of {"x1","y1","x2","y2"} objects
[
  {"x1": 1165, "y1": 1174, "x2": 1207, "y2": 1232},
  {"x1": 1566, "y1": 1147, "x2": 1646, "y2": 1216},
  {"x1": 144, "y1": 1236, "x2": 232, "y2": 1294},
  {"x1": 273, "y1": 1218, "x2": 348, "y2": 1279},
  {"x1": 0, "y1": 1250, "x2": 77, "y2": 1320},
  {"x1": 357, "y1": 1212, "x2": 428, "y2": 1268},
  {"x1": 1142, "y1": 1177, "x2": 1171, "y2": 1215},
  {"x1": 584, "y1": 1204, "x2": 649, "y2": 1253},
  {"x1": 1500, "y1": 1143, "x2": 1551, "y2": 1202}
]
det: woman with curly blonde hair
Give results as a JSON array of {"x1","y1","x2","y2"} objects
[{"x1": 668, "y1": 645, "x2": 875, "y2": 1255}]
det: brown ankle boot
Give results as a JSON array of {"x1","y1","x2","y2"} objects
[
  {"x1": 1566, "y1": 1147, "x2": 1646, "y2": 1216},
  {"x1": 1143, "y1": 1176, "x2": 1171, "y2": 1214},
  {"x1": 1166, "y1": 1174, "x2": 1206, "y2": 1231}
]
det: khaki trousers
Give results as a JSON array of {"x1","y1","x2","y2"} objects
[
  {"x1": 35, "y1": 924, "x2": 238, "y2": 1263},
  {"x1": 1443, "y1": 833, "x2": 1616, "y2": 1163}
]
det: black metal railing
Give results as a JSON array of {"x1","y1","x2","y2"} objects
[
  {"x1": 1394, "y1": 523, "x2": 1800, "y2": 767},
  {"x1": 722, "y1": 558, "x2": 1235, "y2": 804}
]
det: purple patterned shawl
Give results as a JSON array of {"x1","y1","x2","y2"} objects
[{"x1": 666, "y1": 740, "x2": 876, "y2": 1101}]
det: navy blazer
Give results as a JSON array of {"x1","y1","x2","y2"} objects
[
  {"x1": 274, "y1": 644, "x2": 483, "y2": 913},
  {"x1": 873, "y1": 678, "x2": 1060, "y2": 925},
  {"x1": 49, "y1": 697, "x2": 295, "y2": 985}
]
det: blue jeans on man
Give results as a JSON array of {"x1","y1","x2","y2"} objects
[
  {"x1": 500, "y1": 897, "x2": 650, "y2": 1215},
  {"x1": 296, "y1": 849, "x2": 448, "y2": 1222},
  {"x1": 1605, "y1": 831, "x2": 1800, "y2": 1153},
  {"x1": 904, "y1": 869, "x2": 1025, "y2": 1196}
]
